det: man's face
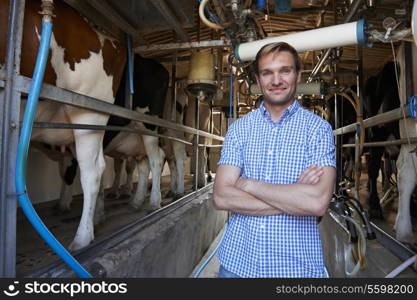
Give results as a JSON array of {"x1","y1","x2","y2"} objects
[{"x1": 255, "y1": 51, "x2": 300, "y2": 107}]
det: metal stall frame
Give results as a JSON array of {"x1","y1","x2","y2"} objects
[
  {"x1": 331, "y1": 42, "x2": 417, "y2": 267},
  {"x1": 0, "y1": 0, "x2": 225, "y2": 277},
  {"x1": 0, "y1": 0, "x2": 26, "y2": 278}
]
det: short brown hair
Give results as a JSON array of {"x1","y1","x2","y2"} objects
[{"x1": 254, "y1": 42, "x2": 302, "y2": 75}]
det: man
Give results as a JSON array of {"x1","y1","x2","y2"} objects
[{"x1": 213, "y1": 42, "x2": 336, "y2": 278}]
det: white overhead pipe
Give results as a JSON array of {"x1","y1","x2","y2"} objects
[{"x1": 234, "y1": 19, "x2": 369, "y2": 61}]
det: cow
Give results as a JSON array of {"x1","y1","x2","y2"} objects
[
  {"x1": 1, "y1": 0, "x2": 126, "y2": 251},
  {"x1": 110, "y1": 83, "x2": 214, "y2": 202},
  {"x1": 57, "y1": 54, "x2": 169, "y2": 214},
  {"x1": 161, "y1": 81, "x2": 188, "y2": 200},
  {"x1": 110, "y1": 82, "x2": 214, "y2": 201},
  {"x1": 393, "y1": 42, "x2": 417, "y2": 244},
  {"x1": 101, "y1": 54, "x2": 168, "y2": 212},
  {"x1": 363, "y1": 61, "x2": 401, "y2": 221},
  {"x1": 364, "y1": 52, "x2": 417, "y2": 245}
]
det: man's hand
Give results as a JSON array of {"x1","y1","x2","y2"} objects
[{"x1": 297, "y1": 165, "x2": 324, "y2": 184}]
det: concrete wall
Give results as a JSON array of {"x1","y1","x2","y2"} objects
[
  {"x1": 43, "y1": 188, "x2": 227, "y2": 278},
  {"x1": 92, "y1": 190, "x2": 226, "y2": 277}
]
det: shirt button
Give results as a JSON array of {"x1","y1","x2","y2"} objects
[
  {"x1": 267, "y1": 150, "x2": 273, "y2": 155},
  {"x1": 260, "y1": 225, "x2": 265, "y2": 229},
  {"x1": 272, "y1": 127, "x2": 277, "y2": 132}
]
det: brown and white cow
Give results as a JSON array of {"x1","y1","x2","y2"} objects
[{"x1": 1, "y1": 0, "x2": 126, "y2": 251}]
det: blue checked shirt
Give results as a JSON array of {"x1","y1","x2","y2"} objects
[{"x1": 217, "y1": 100, "x2": 336, "y2": 278}]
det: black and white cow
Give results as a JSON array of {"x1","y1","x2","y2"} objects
[
  {"x1": 161, "y1": 81, "x2": 188, "y2": 200},
  {"x1": 327, "y1": 90, "x2": 358, "y2": 188},
  {"x1": 363, "y1": 61, "x2": 401, "y2": 220},
  {"x1": 101, "y1": 55, "x2": 168, "y2": 213},
  {"x1": 393, "y1": 42, "x2": 417, "y2": 244},
  {"x1": 364, "y1": 49, "x2": 417, "y2": 244}
]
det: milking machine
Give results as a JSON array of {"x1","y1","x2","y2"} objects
[
  {"x1": 329, "y1": 193, "x2": 376, "y2": 276},
  {"x1": 14, "y1": 0, "x2": 92, "y2": 277}
]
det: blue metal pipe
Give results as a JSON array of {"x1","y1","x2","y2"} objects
[{"x1": 15, "y1": 20, "x2": 92, "y2": 278}]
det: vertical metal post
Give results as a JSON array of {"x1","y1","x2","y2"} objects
[
  {"x1": 125, "y1": 35, "x2": 133, "y2": 110},
  {"x1": 233, "y1": 74, "x2": 238, "y2": 121},
  {"x1": 219, "y1": 111, "x2": 223, "y2": 136},
  {"x1": 404, "y1": 42, "x2": 414, "y2": 98},
  {"x1": 354, "y1": 45, "x2": 363, "y2": 200},
  {"x1": 354, "y1": 124, "x2": 360, "y2": 199},
  {"x1": 171, "y1": 52, "x2": 177, "y2": 122},
  {"x1": 193, "y1": 93, "x2": 201, "y2": 191},
  {"x1": 0, "y1": 0, "x2": 26, "y2": 277},
  {"x1": 334, "y1": 92, "x2": 342, "y2": 190}
]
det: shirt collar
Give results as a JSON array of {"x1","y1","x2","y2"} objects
[{"x1": 259, "y1": 99, "x2": 300, "y2": 123}]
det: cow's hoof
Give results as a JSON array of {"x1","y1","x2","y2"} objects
[
  {"x1": 396, "y1": 233, "x2": 416, "y2": 246},
  {"x1": 369, "y1": 207, "x2": 383, "y2": 219},
  {"x1": 106, "y1": 192, "x2": 119, "y2": 199},
  {"x1": 173, "y1": 193, "x2": 184, "y2": 200},
  {"x1": 128, "y1": 201, "x2": 144, "y2": 211},
  {"x1": 53, "y1": 204, "x2": 71, "y2": 216},
  {"x1": 164, "y1": 190, "x2": 175, "y2": 198},
  {"x1": 68, "y1": 240, "x2": 89, "y2": 252},
  {"x1": 119, "y1": 193, "x2": 131, "y2": 199},
  {"x1": 94, "y1": 214, "x2": 106, "y2": 226},
  {"x1": 147, "y1": 204, "x2": 161, "y2": 213}
]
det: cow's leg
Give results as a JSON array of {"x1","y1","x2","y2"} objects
[
  {"x1": 172, "y1": 140, "x2": 186, "y2": 198},
  {"x1": 57, "y1": 156, "x2": 76, "y2": 213},
  {"x1": 130, "y1": 157, "x2": 150, "y2": 210},
  {"x1": 120, "y1": 158, "x2": 136, "y2": 197},
  {"x1": 94, "y1": 179, "x2": 105, "y2": 226},
  {"x1": 206, "y1": 148, "x2": 213, "y2": 183},
  {"x1": 107, "y1": 158, "x2": 123, "y2": 199},
  {"x1": 366, "y1": 147, "x2": 384, "y2": 219},
  {"x1": 394, "y1": 146, "x2": 416, "y2": 244},
  {"x1": 68, "y1": 130, "x2": 106, "y2": 251},
  {"x1": 166, "y1": 157, "x2": 177, "y2": 198},
  {"x1": 143, "y1": 135, "x2": 165, "y2": 211}
]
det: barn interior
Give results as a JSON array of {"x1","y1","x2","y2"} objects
[{"x1": 1, "y1": 0, "x2": 417, "y2": 278}]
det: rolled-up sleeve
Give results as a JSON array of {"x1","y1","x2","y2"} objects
[
  {"x1": 217, "y1": 122, "x2": 243, "y2": 169},
  {"x1": 308, "y1": 121, "x2": 336, "y2": 168}
]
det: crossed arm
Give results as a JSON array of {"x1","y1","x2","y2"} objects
[{"x1": 213, "y1": 165, "x2": 335, "y2": 217}]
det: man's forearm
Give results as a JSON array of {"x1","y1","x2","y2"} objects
[
  {"x1": 238, "y1": 169, "x2": 335, "y2": 216},
  {"x1": 213, "y1": 184, "x2": 282, "y2": 216},
  {"x1": 244, "y1": 181, "x2": 324, "y2": 215}
]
